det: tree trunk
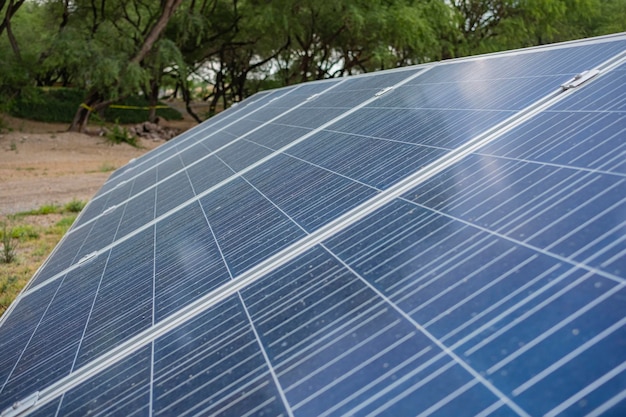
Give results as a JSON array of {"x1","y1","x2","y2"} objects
[
  {"x1": 2, "y1": 0, "x2": 23, "y2": 61},
  {"x1": 148, "y1": 79, "x2": 159, "y2": 123},
  {"x1": 130, "y1": 0, "x2": 184, "y2": 65},
  {"x1": 181, "y1": 82, "x2": 202, "y2": 123},
  {"x1": 69, "y1": 91, "x2": 100, "y2": 132},
  {"x1": 0, "y1": 0, "x2": 24, "y2": 39},
  {"x1": 69, "y1": 93, "x2": 119, "y2": 132}
]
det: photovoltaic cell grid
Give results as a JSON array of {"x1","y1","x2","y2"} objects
[
  {"x1": 0, "y1": 35, "x2": 625, "y2": 417},
  {"x1": 24, "y1": 39, "x2": 625, "y2": 293}
]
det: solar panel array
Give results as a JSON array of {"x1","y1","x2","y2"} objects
[{"x1": 1, "y1": 34, "x2": 625, "y2": 417}]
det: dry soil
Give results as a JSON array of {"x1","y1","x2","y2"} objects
[{"x1": 0, "y1": 115, "x2": 193, "y2": 215}]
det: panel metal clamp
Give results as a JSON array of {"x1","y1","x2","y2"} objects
[
  {"x1": 103, "y1": 204, "x2": 118, "y2": 215},
  {"x1": 78, "y1": 251, "x2": 98, "y2": 265},
  {"x1": 561, "y1": 69, "x2": 600, "y2": 90},
  {"x1": 375, "y1": 87, "x2": 394, "y2": 97},
  {"x1": 113, "y1": 179, "x2": 128, "y2": 189},
  {"x1": 1, "y1": 392, "x2": 39, "y2": 417}
]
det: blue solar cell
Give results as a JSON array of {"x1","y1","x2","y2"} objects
[
  {"x1": 72, "y1": 178, "x2": 134, "y2": 230},
  {"x1": 239, "y1": 245, "x2": 506, "y2": 416},
  {"x1": 185, "y1": 153, "x2": 234, "y2": 195},
  {"x1": 189, "y1": 128, "x2": 237, "y2": 150},
  {"x1": 323, "y1": 197, "x2": 625, "y2": 416},
  {"x1": 153, "y1": 296, "x2": 288, "y2": 417},
  {"x1": 114, "y1": 187, "x2": 155, "y2": 237},
  {"x1": 287, "y1": 129, "x2": 449, "y2": 189},
  {"x1": 198, "y1": 178, "x2": 306, "y2": 275},
  {"x1": 153, "y1": 153, "x2": 184, "y2": 181},
  {"x1": 244, "y1": 122, "x2": 312, "y2": 149},
  {"x1": 176, "y1": 140, "x2": 215, "y2": 166},
  {"x1": 0, "y1": 283, "x2": 61, "y2": 396},
  {"x1": 244, "y1": 153, "x2": 378, "y2": 232},
  {"x1": 222, "y1": 118, "x2": 266, "y2": 138},
  {"x1": 72, "y1": 207, "x2": 125, "y2": 258},
  {"x1": 478, "y1": 64, "x2": 626, "y2": 175},
  {"x1": 128, "y1": 165, "x2": 158, "y2": 195},
  {"x1": 74, "y1": 230, "x2": 153, "y2": 367},
  {"x1": 0, "y1": 255, "x2": 108, "y2": 412},
  {"x1": 215, "y1": 139, "x2": 274, "y2": 172},
  {"x1": 155, "y1": 202, "x2": 230, "y2": 321},
  {"x1": 155, "y1": 170, "x2": 195, "y2": 216},
  {"x1": 57, "y1": 346, "x2": 151, "y2": 417}
]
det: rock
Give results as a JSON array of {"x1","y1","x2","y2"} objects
[{"x1": 130, "y1": 121, "x2": 181, "y2": 142}]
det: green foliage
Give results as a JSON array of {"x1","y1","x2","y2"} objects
[
  {"x1": 106, "y1": 124, "x2": 139, "y2": 147},
  {"x1": 103, "y1": 96, "x2": 183, "y2": 124},
  {"x1": 64, "y1": 199, "x2": 86, "y2": 213},
  {"x1": 9, "y1": 88, "x2": 181, "y2": 123},
  {"x1": 1, "y1": 0, "x2": 625, "y2": 126},
  {"x1": 15, "y1": 200, "x2": 85, "y2": 218},
  {"x1": 11, "y1": 88, "x2": 84, "y2": 123},
  {"x1": 55, "y1": 216, "x2": 77, "y2": 231},
  {"x1": 21, "y1": 204, "x2": 60, "y2": 216},
  {"x1": 98, "y1": 163, "x2": 117, "y2": 173},
  {"x1": 0, "y1": 222, "x2": 19, "y2": 264},
  {"x1": 10, "y1": 225, "x2": 39, "y2": 240}
]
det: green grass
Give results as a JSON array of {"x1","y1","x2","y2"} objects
[
  {"x1": 20, "y1": 204, "x2": 59, "y2": 215},
  {"x1": 0, "y1": 207, "x2": 81, "y2": 317},
  {"x1": 99, "y1": 162, "x2": 117, "y2": 172},
  {"x1": 64, "y1": 199, "x2": 86, "y2": 213},
  {"x1": 10, "y1": 224, "x2": 39, "y2": 239},
  {"x1": 17, "y1": 200, "x2": 86, "y2": 216}
]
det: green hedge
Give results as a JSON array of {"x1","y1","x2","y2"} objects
[{"x1": 10, "y1": 88, "x2": 182, "y2": 124}]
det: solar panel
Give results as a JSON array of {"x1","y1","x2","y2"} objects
[{"x1": 1, "y1": 34, "x2": 625, "y2": 417}]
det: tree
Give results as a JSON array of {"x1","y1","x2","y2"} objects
[{"x1": 67, "y1": 0, "x2": 185, "y2": 131}]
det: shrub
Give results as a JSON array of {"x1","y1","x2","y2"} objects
[
  {"x1": 64, "y1": 199, "x2": 86, "y2": 213},
  {"x1": 9, "y1": 88, "x2": 182, "y2": 124},
  {"x1": 106, "y1": 124, "x2": 139, "y2": 147},
  {"x1": 0, "y1": 222, "x2": 19, "y2": 264}
]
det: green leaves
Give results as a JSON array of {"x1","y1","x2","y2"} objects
[{"x1": 1, "y1": 0, "x2": 624, "y2": 126}]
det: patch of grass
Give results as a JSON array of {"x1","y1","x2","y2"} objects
[
  {"x1": 54, "y1": 216, "x2": 76, "y2": 231},
  {"x1": 17, "y1": 200, "x2": 86, "y2": 216},
  {"x1": 11, "y1": 224, "x2": 39, "y2": 239},
  {"x1": 98, "y1": 162, "x2": 117, "y2": 173},
  {"x1": 64, "y1": 199, "x2": 85, "y2": 213},
  {"x1": 15, "y1": 166, "x2": 36, "y2": 171},
  {"x1": 0, "y1": 201, "x2": 85, "y2": 317},
  {"x1": 20, "y1": 204, "x2": 60, "y2": 215},
  {"x1": 0, "y1": 274, "x2": 24, "y2": 314},
  {"x1": 10, "y1": 141, "x2": 17, "y2": 152}
]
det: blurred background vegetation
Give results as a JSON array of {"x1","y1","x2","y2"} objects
[{"x1": 0, "y1": 0, "x2": 624, "y2": 130}]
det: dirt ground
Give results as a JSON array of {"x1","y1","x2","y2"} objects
[{"x1": 0, "y1": 115, "x2": 195, "y2": 215}]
